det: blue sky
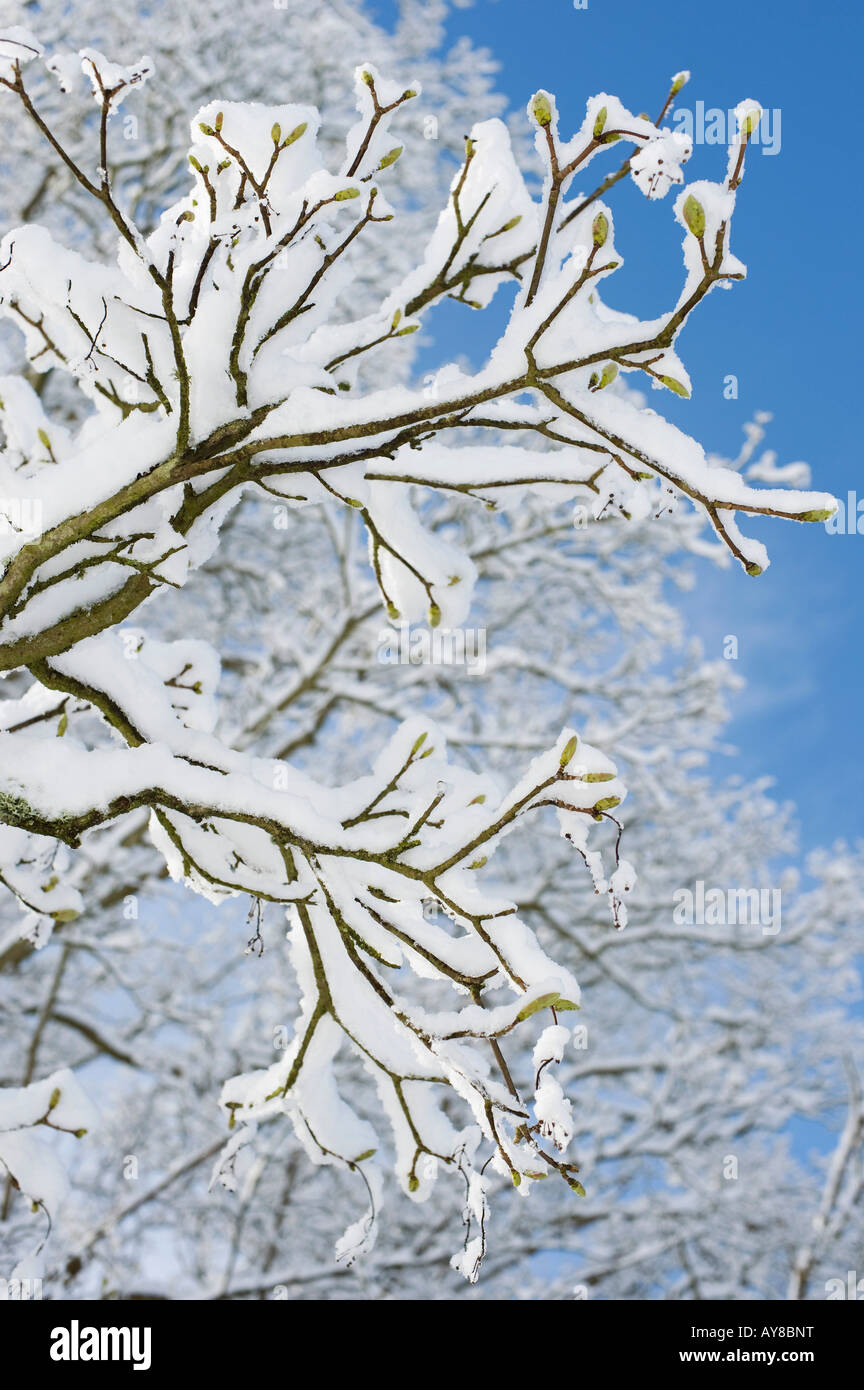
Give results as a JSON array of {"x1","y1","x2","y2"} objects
[{"x1": 372, "y1": 0, "x2": 864, "y2": 854}]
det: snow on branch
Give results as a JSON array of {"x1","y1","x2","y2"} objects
[{"x1": 0, "y1": 31, "x2": 836, "y2": 1276}]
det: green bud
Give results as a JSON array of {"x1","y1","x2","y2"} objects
[
  {"x1": 498, "y1": 215, "x2": 522, "y2": 233},
  {"x1": 334, "y1": 187, "x2": 361, "y2": 201},
  {"x1": 511, "y1": 1171, "x2": 522, "y2": 1187},
  {"x1": 337, "y1": 381, "x2": 351, "y2": 391},
  {"x1": 592, "y1": 212, "x2": 609, "y2": 247},
  {"x1": 555, "y1": 998, "x2": 580, "y2": 1011},
  {"x1": 57, "y1": 711, "x2": 68, "y2": 737},
  {"x1": 402, "y1": 88, "x2": 418, "y2": 101},
  {"x1": 517, "y1": 991, "x2": 561, "y2": 1022},
  {"x1": 408, "y1": 1175, "x2": 420, "y2": 1192},
  {"x1": 428, "y1": 602, "x2": 441, "y2": 628},
  {"x1": 584, "y1": 771, "x2": 614, "y2": 782},
  {"x1": 568, "y1": 1178, "x2": 587, "y2": 1196},
  {"x1": 378, "y1": 145, "x2": 403, "y2": 170},
  {"x1": 469, "y1": 794, "x2": 486, "y2": 805},
  {"x1": 739, "y1": 106, "x2": 761, "y2": 138},
  {"x1": 214, "y1": 111, "x2": 224, "y2": 132},
  {"x1": 532, "y1": 92, "x2": 553, "y2": 127},
  {"x1": 361, "y1": 70, "x2": 375, "y2": 88},
  {"x1": 670, "y1": 71, "x2": 689, "y2": 96},
  {"x1": 198, "y1": 122, "x2": 216, "y2": 138},
  {"x1": 396, "y1": 324, "x2": 419, "y2": 336},
  {"x1": 559, "y1": 734, "x2": 579, "y2": 767},
  {"x1": 468, "y1": 856, "x2": 487, "y2": 870},
  {"x1": 271, "y1": 123, "x2": 281, "y2": 145},
  {"x1": 51, "y1": 909, "x2": 79, "y2": 923},
  {"x1": 352, "y1": 1149, "x2": 377, "y2": 1163},
  {"x1": 216, "y1": 158, "x2": 231, "y2": 173},
  {"x1": 410, "y1": 732, "x2": 428, "y2": 756},
  {"x1": 592, "y1": 105, "x2": 607, "y2": 140},
  {"x1": 660, "y1": 374, "x2": 690, "y2": 398},
  {"x1": 391, "y1": 308, "x2": 402, "y2": 330},
  {"x1": 596, "y1": 362, "x2": 618, "y2": 390},
  {"x1": 386, "y1": 601, "x2": 401, "y2": 620},
  {"x1": 682, "y1": 194, "x2": 706, "y2": 239},
  {"x1": 283, "y1": 121, "x2": 308, "y2": 147},
  {"x1": 602, "y1": 132, "x2": 621, "y2": 144},
  {"x1": 345, "y1": 497, "x2": 364, "y2": 508},
  {"x1": 799, "y1": 507, "x2": 836, "y2": 522},
  {"x1": 745, "y1": 561, "x2": 764, "y2": 577},
  {"x1": 593, "y1": 795, "x2": 621, "y2": 814},
  {"x1": 49, "y1": 1087, "x2": 61, "y2": 1110}
]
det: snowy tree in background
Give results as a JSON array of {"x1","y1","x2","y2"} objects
[{"x1": 0, "y1": 7, "x2": 854, "y2": 1297}]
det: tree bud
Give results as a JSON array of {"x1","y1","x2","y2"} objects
[
  {"x1": 532, "y1": 92, "x2": 553, "y2": 127},
  {"x1": 660, "y1": 374, "x2": 690, "y2": 398},
  {"x1": 682, "y1": 194, "x2": 706, "y2": 238},
  {"x1": 739, "y1": 106, "x2": 762, "y2": 138},
  {"x1": 378, "y1": 146, "x2": 403, "y2": 170},
  {"x1": 517, "y1": 991, "x2": 561, "y2": 1021},
  {"x1": 559, "y1": 734, "x2": 579, "y2": 766}
]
